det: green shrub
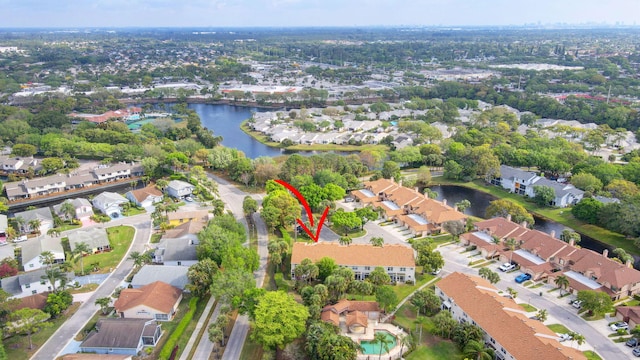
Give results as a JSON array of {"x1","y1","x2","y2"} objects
[
  {"x1": 158, "y1": 297, "x2": 199, "y2": 360},
  {"x1": 274, "y1": 273, "x2": 290, "y2": 292}
]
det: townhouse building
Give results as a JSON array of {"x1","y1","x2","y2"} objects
[
  {"x1": 461, "y1": 217, "x2": 640, "y2": 300},
  {"x1": 436, "y1": 272, "x2": 586, "y2": 360},
  {"x1": 351, "y1": 178, "x2": 467, "y2": 236},
  {"x1": 291, "y1": 242, "x2": 415, "y2": 283}
]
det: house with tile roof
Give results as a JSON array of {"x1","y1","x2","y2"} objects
[
  {"x1": 491, "y1": 165, "x2": 584, "y2": 207},
  {"x1": 291, "y1": 242, "x2": 415, "y2": 283},
  {"x1": 80, "y1": 318, "x2": 162, "y2": 355},
  {"x1": 461, "y1": 217, "x2": 640, "y2": 300},
  {"x1": 167, "y1": 210, "x2": 210, "y2": 228},
  {"x1": 437, "y1": 272, "x2": 586, "y2": 360},
  {"x1": 125, "y1": 185, "x2": 163, "y2": 209},
  {"x1": 114, "y1": 281, "x2": 182, "y2": 321},
  {"x1": 351, "y1": 178, "x2": 467, "y2": 236},
  {"x1": 615, "y1": 306, "x2": 640, "y2": 329},
  {"x1": 321, "y1": 300, "x2": 380, "y2": 333}
]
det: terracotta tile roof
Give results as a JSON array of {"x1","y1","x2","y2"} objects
[
  {"x1": 322, "y1": 299, "x2": 380, "y2": 314},
  {"x1": 569, "y1": 249, "x2": 640, "y2": 289},
  {"x1": 15, "y1": 292, "x2": 48, "y2": 310},
  {"x1": 616, "y1": 306, "x2": 640, "y2": 325},
  {"x1": 321, "y1": 310, "x2": 340, "y2": 326},
  {"x1": 61, "y1": 354, "x2": 132, "y2": 360},
  {"x1": 346, "y1": 310, "x2": 368, "y2": 328},
  {"x1": 128, "y1": 185, "x2": 162, "y2": 202},
  {"x1": 168, "y1": 210, "x2": 210, "y2": 222},
  {"x1": 291, "y1": 242, "x2": 415, "y2": 268},
  {"x1": 437, "y1": 272, "x2": 586, "y2": 360},
  {"x1": 114, "y1": 281, "x2": 182, "y2": 314},
  {"x1": 163, "y1": 220, "x2": 206, "y2": 238},
  {"x1": 474, "y1": 217, "x2": 525, "y2": 239},
  {"x1": 365, "y1": 178, "x2": 399, "y2": 195}
]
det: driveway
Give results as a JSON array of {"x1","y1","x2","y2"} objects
[
  {"x1": 32, "y1": 214, "x2": 153, "y2": 359},
  {"x1": 437, "y1": 243, "x2": 632, "y2": 360}
]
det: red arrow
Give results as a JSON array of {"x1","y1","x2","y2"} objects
[{"x1": 275, "y1": 179, "x2": 329, "y2": 242}]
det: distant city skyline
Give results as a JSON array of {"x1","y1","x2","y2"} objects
[{"x1": 1, "y1": 0, "x2": 639, "y2": 28}]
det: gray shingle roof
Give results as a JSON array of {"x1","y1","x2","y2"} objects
[
  {"x1": 130, "y1": 265, "x2": 189, "y2": 289},
  {"x1": 81, "y1": 318, "x2": 153, "y2": 349},
  {"x1": 68, "y1": 227, "x2": 110, "y2": 251},
  {"x1": 14, "y1": 208, "x2": 53, "y2": 223}
]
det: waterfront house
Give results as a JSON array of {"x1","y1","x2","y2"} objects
[{"x1": 461, "y1": 217, "x2": 640, "y2": 300}]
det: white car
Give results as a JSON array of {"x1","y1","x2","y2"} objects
[
  {"x1": 610, "y1": 322, "x2": 629, "y2": 331},
  {"x1": 557, "y1": 333, "x2": 572, "y2": 342},
  {"x1": 13, "y1": 235, "x2": 28, "y2": 243},
  {"x1": 499, "y1": 263, "x2": 516, "y2": 272}
]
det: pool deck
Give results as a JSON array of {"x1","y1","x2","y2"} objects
[{"x1": 343, "y1": 321, "x2": 407, "y2": 360}]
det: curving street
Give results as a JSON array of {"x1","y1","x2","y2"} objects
[{"x1": 31, "y1": 214, "x2": 152, "y2": 360}]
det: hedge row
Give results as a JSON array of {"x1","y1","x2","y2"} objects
[{"x1": 158, "y1": 297, "x2": 199, "y2": 360}]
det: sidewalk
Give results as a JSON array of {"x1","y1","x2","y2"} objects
[{"x1": 179, "y1": 295, "x2": 217, "y2": 360}]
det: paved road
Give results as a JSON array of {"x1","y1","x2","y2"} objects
[
  {"x1": 196, "y1": 175, "x2": 268, "y2": 360},
  {"x1": 32, "y1": 214, "x2": 152, "y2": 360},
  {"x1": 438, "y1": 243, "x2": 629, "y2": 360}
]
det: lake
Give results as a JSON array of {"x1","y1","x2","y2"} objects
[{"x1": 188, "y1": 103, "x2": 350, "y2": 159}]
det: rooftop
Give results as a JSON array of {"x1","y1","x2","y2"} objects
[{"x1": 291, "y1": 242, "x2": 414, "y2": 267}]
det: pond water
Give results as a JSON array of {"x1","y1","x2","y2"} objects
[{"x1": 430, "y1": 185, "x2": 617, "y2": 261}]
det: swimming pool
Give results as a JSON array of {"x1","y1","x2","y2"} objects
[{"x1": 360, "y1": 330, "x2": 397, "y2": 355}]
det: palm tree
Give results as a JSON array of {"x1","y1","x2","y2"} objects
[
  {"x1": 398, "y1": 333, "x2": 414, "y2": 358},
  {"x1": 95, "y1": 297, "x2": 112, "y2": 315},
  {"x1": 28, "y1": 219, "x2": 42, "y2": 236},
  {"x1": 415, "y1": 315, "x2": 428, "y2": 343},
  {"x1": 535, "y1": 309, "x2": 548, "y2": 322},
  {"x1": 5, "y1": 227, "x2": 17, "y2": 241},
  {"x1": 268, "y1": 239, "x2": 289, "y2": 272},
  {"x1": 463, "y1": 340, "x2": 494, "y2": 360},
  {"x1": 373, "y1": 331, "x2": 391, "y2": 360},
  {"x1": 42, "y1": 267, "x2": 65, "y2": 293},
  {"x1": 339, "y1": 236, "x2": 352, "y2": 246},
  {"x1": 505, "y1": 237, "x2": 517, "y2": 263},
  {"x1": 569, "y1": 332, "x2": 585, "y2": 349},
  {"x1": 155, "y1": 179, "x2": 169, "y2": 191},
  {"x1": 128, "y1": 251, "x2": 145, "y2": 267},
  {"x1": 39, "y1": 251, "x2": 55, "y2": 269},
  {"x1": 60, "y1": 201, "x2": 76, "y2": 221},
  {"x1": 73, "y1": 242, "x2": 91, "y2": 276},
  {"x1": 506, "y1": 287, "x2": 518, "y2": 299},
  {"x1": 14, "y1": 216, "x2": 26, "y2": 234},
  {"x1": 554, "y1": 275, "x2": 570, "y2": 296},
  {"x1": 370, "y1": 236, "x2": 384, "y2": 247}
]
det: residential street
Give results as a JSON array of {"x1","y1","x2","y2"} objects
[
  {"x1": 32, "y1": 214, "x2": 152, "y2": 360},
  {"x1": 438, "y1": 242, "x2": 630, "y2": 360}
]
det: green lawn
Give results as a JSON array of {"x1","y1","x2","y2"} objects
[
  {"x1": 80, "y1": 226, "x2": 135, "y2": 274},
  {"x1": 123, "y1": 206, "x2": 146, "y2": 216},
  {"x1": 519, "y1": 303, "x2": 538, "y2": 312},
  {"x1": 239, "y1": 329, "x2": 271, "y2": 360},
  {"x1": 172, "y1": 295, "x2": 211, "y2": 360},
  {"x1": 430, "y1": 177, "x2": 635, "y2": 255},
  {"x1": 547, "y1": 323, "x2": 571, "y2": 334},
  {"x1": 152, "y1": 295, "x2": 198, "y2": 359},
  {"x1": 5, "y1": 302, "x2": 81, "y2": 360},
  {"x1": 405, "y1": 341, "x2": 462, "y2": 360},
  {"x1": 583, "y1": 350, "x2": 602, "y2": 360},
  {"x1": 53, "y1": 223, "x2": 82, "y2": 232},
  {"x1": 150, "y1": 233, "x2": 162, "y2": 243}
]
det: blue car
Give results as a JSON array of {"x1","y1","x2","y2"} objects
[{"x1": 515, "y1": 273, "x2": 532, "y2": 283}]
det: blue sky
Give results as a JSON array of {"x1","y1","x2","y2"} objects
[{"x1": 1, "y1": 0, "x2": 639, "y2": 28}]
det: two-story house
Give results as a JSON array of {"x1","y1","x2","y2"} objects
[
  {"x1": 436, "y1": 272, "x2": 586, "y2": 360},
  {"x1": 462, "y1": 217, "x2": 640, "y2": 300},
  {"x1": 52, "y1": 198, "x2": 94, "y2": 223},
  {"x1": 92, "y1": 192, "x2": 129, "y2": 218},
  {"x1": 0, "y1": 268, "x2": 74, "y2": 298},
  {"x1": 291, "y1": 242, "x2": 415, "y2": 283},
  {"x1": 166, "y1": 180, "x2": 195, "y2": 199},
  {"x1": 491, "y1": 165, "x2": 584, "y2": 207}
]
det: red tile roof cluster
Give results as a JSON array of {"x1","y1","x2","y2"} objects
[
  {"x1": 291, "y1": 242, "x2": 415, "y2": 268},
  {"x1": 114, "y1": 281, "x2": 182, "y2": 314},
  {"x1": 437, "y1": 272, "x2": 586, "y2": 360}
]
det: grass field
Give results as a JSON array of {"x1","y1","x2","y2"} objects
[
  {"x1": 5, "y1": 302, "x2": 81, "y2": 360},
  {"x1": 547, "y1": 323, "x2": 571, "y2": 333},
  {"x1": 81, "y1": 225, "x2": 135, "y2": 274}
]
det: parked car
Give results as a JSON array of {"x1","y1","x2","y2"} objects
[
  {"x1": 626, "y1": 337, "x2": 638, "y2": 347},
  {"x1": 558, "y1": 333, "x2": 572, "y2": 342},
  {"x1": 499, "y1": 263, "x2": 516, "y2": 272},
  {"x1": 610, "y1": 322, "x2": 629, "y2": 331},
  {"x1": 431, "y1": 268, "x2": 442, "y2": 275},
  {"x1": 571, "y1": 300, "x2": 583, "y2": 309},
  {"x1": 633, "y1": 347, "x2": 640, "y2": 357},
  {"x1": 13, "y1": 235, "x2": 27, "y2": 243},
  {"x1": 345, "y1": 197, "x2": 354, "y2": 203},
  {"x1": 185, "y1": 196, "x2": 194, "y2": 202},
  {"x1": 515, "y1": 273, "x2": 532, "y2": 283}
]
